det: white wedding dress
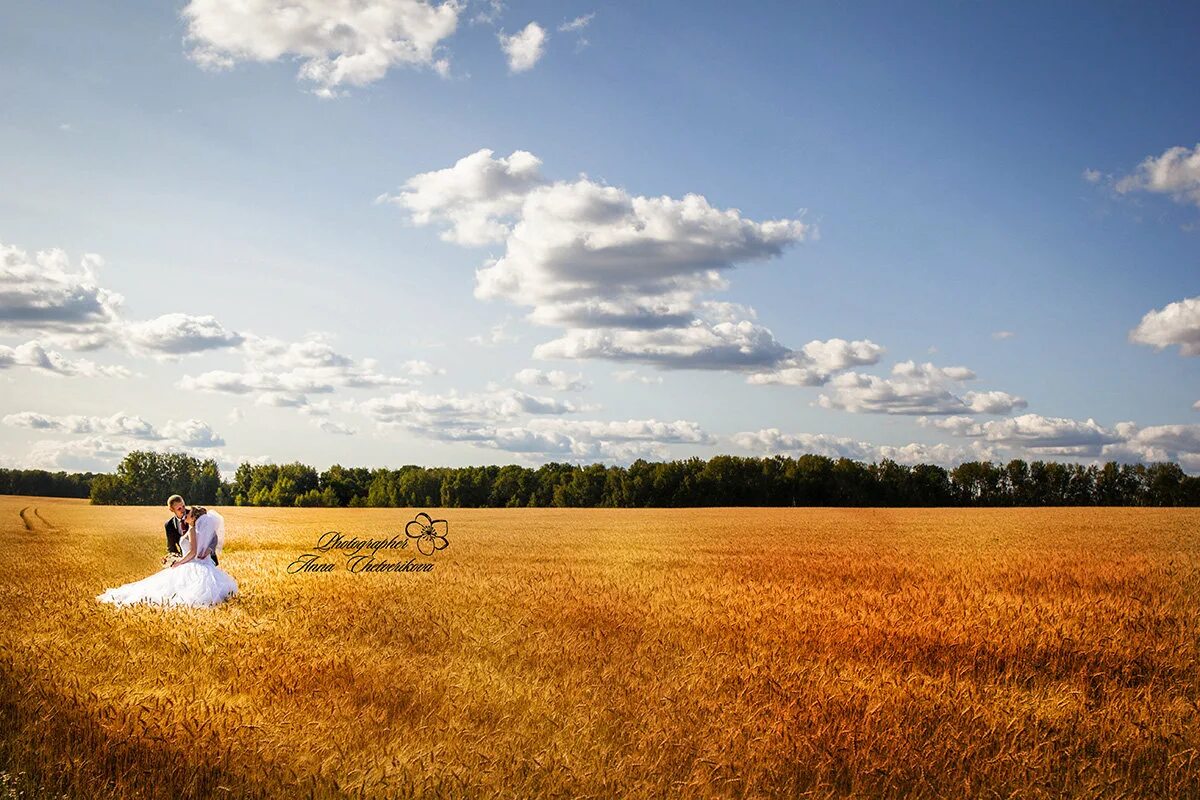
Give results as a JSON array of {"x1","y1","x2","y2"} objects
[{"x1": 97, "y1": 509, "x2": 238, "y2": 608}]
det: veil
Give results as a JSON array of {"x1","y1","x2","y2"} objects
[{"x1": 208, "y1": 508, "x2": 226, "y2": 556}]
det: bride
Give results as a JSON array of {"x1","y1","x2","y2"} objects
[{"x1": 97, "y1": 505, "x2": 238, "y2": 608}]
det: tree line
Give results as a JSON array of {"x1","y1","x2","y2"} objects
[
  {"x1": 60, "y1": 450, "x2": 1200, "y2": 507},
  {"x1": 0, "y1": 468, "x2": 96, "y2": 498}
]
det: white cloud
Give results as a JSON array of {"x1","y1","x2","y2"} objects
[
  {"x1": 468, "y1": 316, "x2": 520, "y2": 346},
  {"x1": 991, "y1": 330, "x2": 1015, "y2": 340},
  {"x1": 747, "y1": 338, "x2": 885, "y2": 386},
  {"x1": 470, "y1": 179, "x2": 811, "y2": 329},
  {"x1": 1129, "y1": 295, "x2": 1200, "y2": 356},
  {"x1": 730, "y1": 428, "x2": 996, "y2": 467},
  {"x1": 612, "y1": 368, "x2": 662, "y2": 385},
  {"x1": 558, "y1": 13, "x2": 593, "y2": 32},
  {"x1": 3, "y1": 411, "x2": 160, "y2": 439},
  {"x1": 125, "y1": 313, "x2": 245, "y2": 357},
  {"x1": 532, "y1": 320, "x2": 793, "y2": 371},
  {"x1": 193, "y1": 333, "x2": 420, "y2": 407},
  {"x1": 964, "y1": 390, "x2": 1028, "y2": 414},
  {"x1": 378, "y1": 148, "x2": 545, "y2": 246},
  {"x1": 0, "y1": 239, "x2": 124, "y2": 348},
  {"x1": 470, "y1": 0, "x2": 503, "y2": 26},
  {"x1": 354, "y1": 386, "x2": 581, "y2": 427},
  {"x1": 416, "y1": 417, "x2": 712, "y2": 462},
  {"x1": 514, "y1": 368, "x2": 588, "y2": 391},
  {"x1": 385, "y1": 148, "x2": 818, "y2": 372},
  {"x1": 254, "y1": 391, "x2": 312, "y2": 409},
  {"x1": 349, "y1": 383, "x2": 701, "y2": 462},
  {"x1": 1103, "y1": 422, "x2": 1200, "y2": 466},
  {"x1": 315, "y1": 418, "x2": 357, "y2": 435},
  {"x1": 498, "y1": 22, "x2": 547, "y2": 72},
  {"x1": 403, "y1": 359, "x2": 445, "y2": 376},
  {"x1": 181, "y1": 0, "x2": 463, "y2": 98},
  {"x1": 0, "y1": 340, "x2": 130, "y2": 377},
  {"x1": 1113, "y1": 143, "x2": 1200, "y2": 208},
  {"x1": 818, "y1": 360, "x2": 1026, "y2": 415},
  {"x1": 22, "y1": 436, "x2": 140, "y2": 472},
  {"x1": 17, "y1": 435, "x2": 247, "y2": 473},
  {"x1": 1, "y1": 237, "x2": 244, "y2": 359},
  {"x1": 919, "y1": 412, "x2": 1123, "y2": 457},
  {"x1": 161, "y1": 419, "x2": 226, "y2": 447},
  {"x1": 4, "y1": 412, "x2": 227, "y2": 448}
]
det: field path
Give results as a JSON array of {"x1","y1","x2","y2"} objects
[{"x1": 17, "y1": 505, "x2": 59, "y2": 532}]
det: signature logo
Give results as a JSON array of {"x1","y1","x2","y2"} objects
[{"x1": 405, "y1": 512, "x2": 450, "y2": 556}]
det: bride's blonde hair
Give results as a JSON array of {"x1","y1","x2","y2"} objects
[{"x1": 188, "y1": 505, "x2": 208, "y2": 519}]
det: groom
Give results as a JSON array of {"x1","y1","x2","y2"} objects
[{"x1": 163, "y1": 494, "x2": 218, "y2": 566}]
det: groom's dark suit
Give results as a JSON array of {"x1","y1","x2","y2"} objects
[{"x1": 165, "y1": 513, "x2": 218, "y2": 565}]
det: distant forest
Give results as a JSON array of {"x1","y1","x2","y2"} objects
[{"x1": 3, "y1": 449, "x2": 1197, "y2": 507}]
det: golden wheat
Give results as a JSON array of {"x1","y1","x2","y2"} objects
[{"x1": 0, "y1": 496, "x2": 1197, "y2": 799}]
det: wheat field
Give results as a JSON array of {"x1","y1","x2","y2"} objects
[{"x1": 0, "y1": 495, "x2": 1197, "y2": 799}]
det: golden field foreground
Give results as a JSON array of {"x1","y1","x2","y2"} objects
[{"x1": 1, "y1": 496, "x2": 1198, "y2": 799}]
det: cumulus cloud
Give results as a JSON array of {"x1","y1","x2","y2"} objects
[
  {"x1": 498, "y1": 22, "x2": 546, "y2": 72},
  {"x1": 346, "y1": 383, "x2": 705, "y2": 461},
  {"x1": 919, "y1": 412, "x2": 1126, "y2": 457},
  {"x1": 383, "y1": 148, "x2": 819, "y2": 372},
  {"x1": 161, "y1": 419, "x2": 226, "y2": 447},
  {"x1": 378, "y1": 149, "x2": 545, "y2": 246},
  {"x1": 4, "y1": 412, "x2": 226, "y2": 447},
  {"x1": 125, "y1": 313, "x2": 245, "y2": 357},
  {"x1": 193, "y1": 333, "x2": 421, "y2": 407},
  {"x1": 532, "y1": 320, "x2": 794, "y2": 371},
  {"x1": 1113, "y1": 143, "x2": 1200, "y2": 208},
  {"x1": 470, "y1": 0, "x2": 503, "y2": 26},
  {"x1": 612, "y1": 368, "x2": 663, "y2": 385},
  {"x1": 737, "y1": 415, "x2": 1200, "y2": 473},
  {"x1": 470, "y1": 180, "x2": 810, "y2": 328},
  {"x1": 1129, "y1": 295, "x2": 1200, "y2": 356},
  {"x1": 181, "y1": 0, "x2": 463, "y2": 98},
  {"x1": 416, "y1": 417, "x2": 712, "y2": 462},
  {"x1": 315, "y1": 418, "x2": 357, "y2": 435},
  {"x1": 3, "y1": 411, "x2": 160, "y2": 439},
  {"x1": 468, "y1": 317, "x2": 520, "y2": 346},
  {"x1": 1106, "y1": 423, "x2": 1200, "y2": 467},
  {"x1": 0, "y1": 340, "x2": 130, "y2": 377},
  {"x1": 747, "y1": 338, "x2": 885, "y2": 386},
  {"x1": 730, "y1": 428, "x2": 996, "y2": 467},
  {"x1": 1, "y1": 237, "x2": 246, "y2": 360},
  {"x1": 818, "y1": 360, "x2": 1026, "y2": 415},
  {"x1": 558, "y1": 13, "x2": 593, "y2": 32},
  {"x1": 514, "y1": 367, "x2": 588, "y2": 391},
  {"x1": 0, "y1": 239, "x2": 124, "y2": 348},
  {"x1": 403, "y1": 359, "x2": 445, "y2": 376},
  {"x1": 22, "y1": 436, "x2": 140, "y2": 472},
  {"x1": 354, "y1": 386, "x2": 581, "y2": 427}
]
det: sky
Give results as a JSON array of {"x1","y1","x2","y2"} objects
[{"x1": 1, "y1": 0, "x2": 1198, "y2": 477}]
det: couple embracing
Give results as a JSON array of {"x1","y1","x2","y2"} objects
[{"x1": 96, "y1": 494, "x2": 238, "y2": 608}]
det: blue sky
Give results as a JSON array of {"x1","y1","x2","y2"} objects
[{"x1": 1, "y1": 0, "x2": 1197, "y2": 475}]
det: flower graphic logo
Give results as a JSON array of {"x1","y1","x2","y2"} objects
[{"x1": 405, "y1": 512, "x2": 449, "y2": 556}]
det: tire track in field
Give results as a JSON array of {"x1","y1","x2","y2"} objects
[
  {"x1": 19, "y1": 506, "x2": 34, "y2": 531},
  {"x1": 32, "y1": 508, "x2": 57, "y2": 530}
]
